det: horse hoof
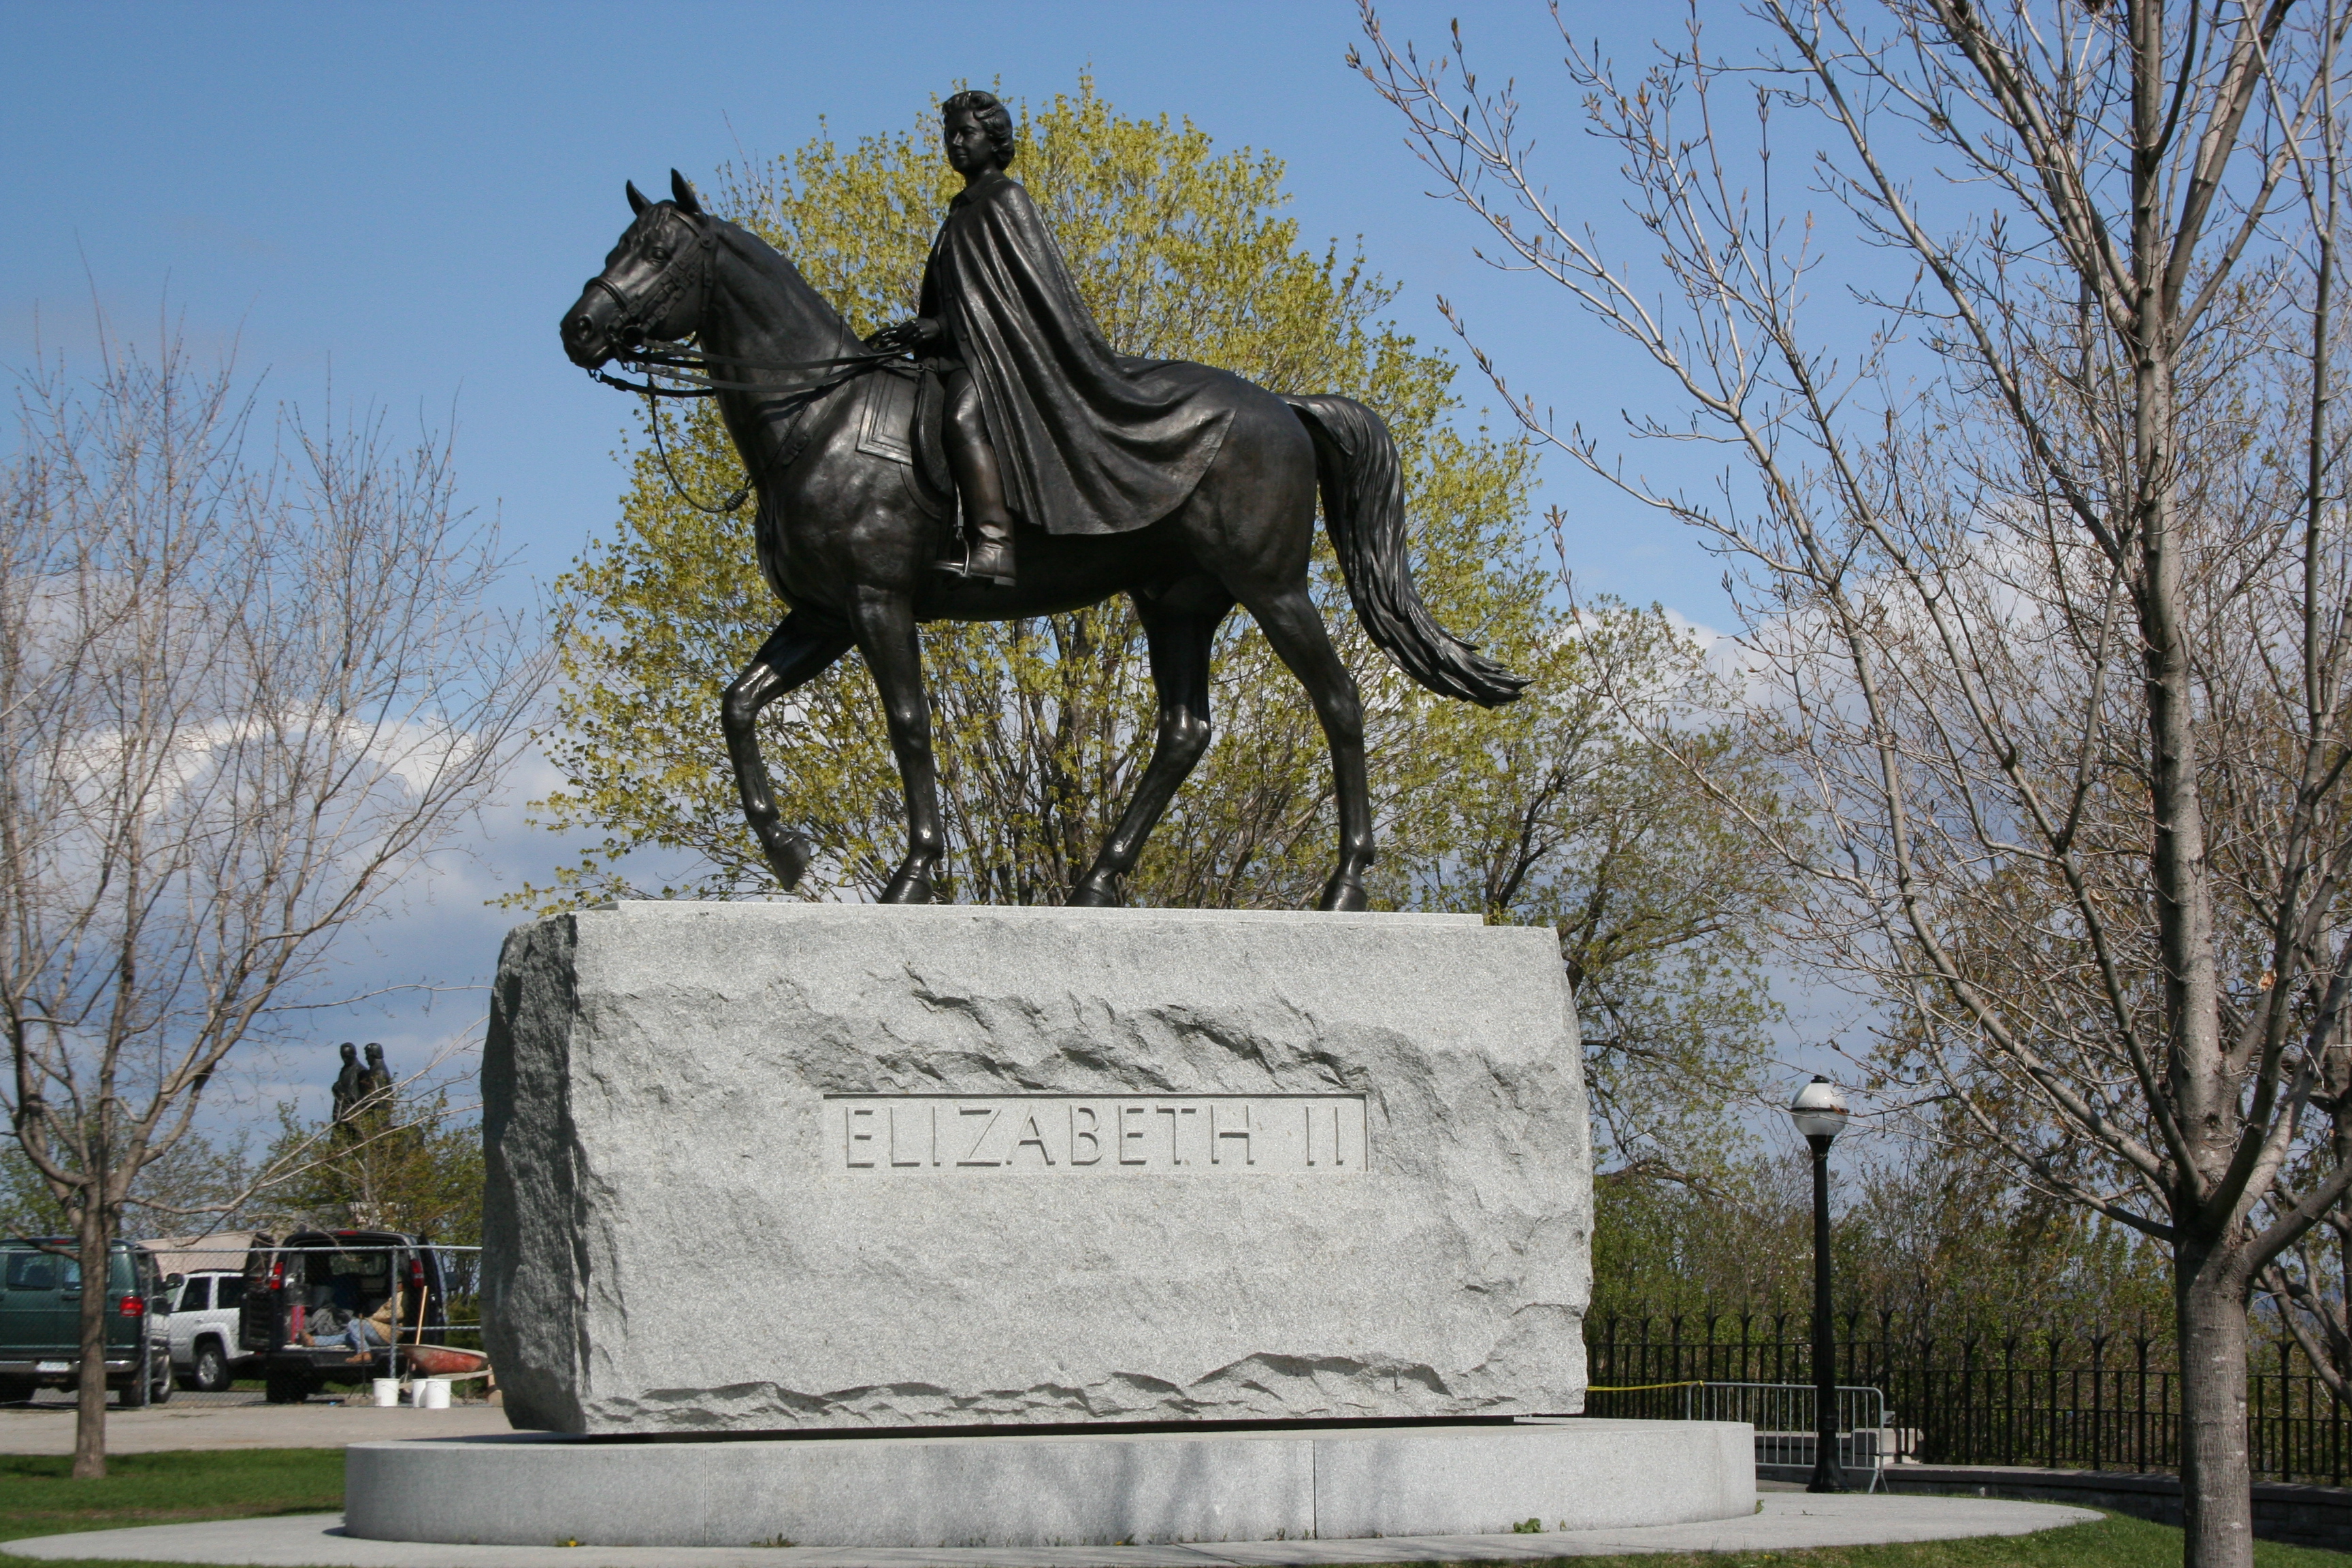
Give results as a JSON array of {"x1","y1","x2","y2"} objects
[
  {"x1": 879, "y1": 865, "x2": 937, "y2": 904},
  {"x1": 765, "y1": 834, "x2": 813, "y2": 892},
  {"x1": 1316, "y1": 875, "x2": 1370, "y2": 913}
]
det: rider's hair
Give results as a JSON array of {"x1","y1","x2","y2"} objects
[{"x1": 943, "y1": 91, "x2": 1017, "y2": 169}]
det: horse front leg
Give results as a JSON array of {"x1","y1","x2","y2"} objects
[
  {"x1": 723, "y1": 611, "x2": 855, "y2": 889},
  {"x1": 846, "y1": 584, "x2": 944, "y2": 903},
  {"x1": 1071, "y1": 593, "x2": 1230, "y2": 906}
]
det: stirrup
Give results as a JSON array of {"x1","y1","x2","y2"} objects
[
  {"x1": 932, "y1": 537, "x2": 975, "y2": 576},
  {"x1": 934, "y1": 536, "x2": 1015, "y2": 587}
]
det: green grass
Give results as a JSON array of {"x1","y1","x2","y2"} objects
[
  {"x1": 0, "y1": 1458, "x2": 2344, "y2": 1568},
  {"x1": 0, "y1": 1448, "x2": 341, "y2": 1567}
]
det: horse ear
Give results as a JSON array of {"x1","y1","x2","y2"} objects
[
  {"x1": 626, "y1": 180, "x2": 651, "y2": 216},
  {"x1": 670, "y1": 169, "x2": 704, "y2": 215}
]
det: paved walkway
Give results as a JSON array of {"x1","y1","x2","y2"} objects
[
  {"x1": 0, "y1": 1404, "x2": 510, "y2": 1454},
  {"x1": 1, "y1": 1495, "x2": 2102, "y2": 1567}
]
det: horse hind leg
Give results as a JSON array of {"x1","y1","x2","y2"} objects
[
  {"x1": 1071, "y1": 591, "x2": 1232, "y2": 907},
  {"x1": 1235, "y1": 581, "x2": 1373, "y2": 912},
  {"x1": 723, "y1": 611, "x2": 854, "y2": 889}
]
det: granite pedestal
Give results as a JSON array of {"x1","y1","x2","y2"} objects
[
  {"x1": 416, "y1": 902, "x2": 1735, "y2": 1552},
  {"x1": 481, "y1": 902, "x2": 1592, "y2": 1436}
]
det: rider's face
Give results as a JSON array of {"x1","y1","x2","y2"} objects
[{"x1": 944, "y1": 110, "x2": 999, "y2": 178}]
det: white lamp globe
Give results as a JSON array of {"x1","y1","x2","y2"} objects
[{"x1": 1789, "y1": 1075, "x2": 1850, "y2": 1141}]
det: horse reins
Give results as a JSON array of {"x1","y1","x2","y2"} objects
[{"x1": 583, "y1": 207, "x2": 907, "y2": 514}]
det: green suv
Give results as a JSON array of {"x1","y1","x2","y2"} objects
[{"x1": 0, "y1": 1239, "x2": 174, "y2": 1406}]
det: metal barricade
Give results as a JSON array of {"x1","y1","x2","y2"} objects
[{"x1": 1687, "y1": 1381, "x2": 1887, "y2": 1492}]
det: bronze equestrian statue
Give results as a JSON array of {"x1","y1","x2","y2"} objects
[{"x1": 559, "y1": 94, "x2": 1526, "y2": 911}]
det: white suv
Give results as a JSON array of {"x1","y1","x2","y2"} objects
[{"x1": 163, "y1": 1271, "x2": 248, "y2": 1392}]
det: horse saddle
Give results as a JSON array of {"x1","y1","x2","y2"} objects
[{"x1": 854, "y1": 363, "x2": 956, "y2": 523}]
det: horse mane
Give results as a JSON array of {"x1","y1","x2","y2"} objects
[{"x1": 703, "y1": 213, "x2": 853, "y2": 346}]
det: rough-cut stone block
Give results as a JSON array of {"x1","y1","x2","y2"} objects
[{"x1": 481, "y1": 902, "x2": 1588, "y2": 1434}]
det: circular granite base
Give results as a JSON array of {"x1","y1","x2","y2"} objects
[
  {"x1": 345, "y1": 1419, "x2": 1753, "y2": 1550},
  {"x1": 0, "y1": 1494, "x2": 2109, "y2": 1566}
]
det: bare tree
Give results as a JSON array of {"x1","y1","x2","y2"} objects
[
  {"x1": 0, "y1": 327, "x2": 541, "y2": 1475},
  {"x1": 1357, "y1": 3, "x2": 2352, "y2": 1563},
  {"x1": 2261, "y1": 1064, "x2": 2352, "y2": 1397}
]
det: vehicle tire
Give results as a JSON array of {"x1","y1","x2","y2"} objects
[
  {"x1": 116, "y1": 1353, "x2": 150, "y2": 1409},
  {"x1": 189, "y1": 1339, "x2": 231, "y2": 1393},
  {"x1": 0, "y1": 1377, "x2": 30, "y2": 1405},
  {"x1": 148, "y1": 1353, "x2": 173, "y2": 1405},
  {"x1": 264, "y1": 1367, "x2": 309, "y2": 1404}
]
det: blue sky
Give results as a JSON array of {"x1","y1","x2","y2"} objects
[{"x1": 3, "y1": 1, "x2": 1830, "y2": 1124}]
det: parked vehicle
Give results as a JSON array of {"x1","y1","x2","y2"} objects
[
  {"x1": 161, "y1": 1270, "x2": 252, "y2": 1392},
  {"x1": 238, "y1": 1231, "x2": 451, "y2": 1404},
  {"x1": 0, "y1": 1239, "x2": 173, "y2": 1407}
]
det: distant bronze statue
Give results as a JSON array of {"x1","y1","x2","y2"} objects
[
  {"x1": 330, "y1": 1043, "x2": 365, "y2": 1127},
  {"x1": 559, "y1": 96, "x2": 1526, "y2": 911},
  {"x1": 361, "y1": 1043, "x2": 391, "y2": 1108}
]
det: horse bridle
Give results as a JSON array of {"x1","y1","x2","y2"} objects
[
  {"x1": 581, "y1": 208, "x2": 721, "y2": 395},
  {"x1": 581, "y1": 203, "x2": 909, "y2": 513},
  {"x1": 583, "y1": 206, "x2": 901, "y2": 399}
]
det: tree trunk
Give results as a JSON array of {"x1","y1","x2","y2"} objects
[
  {"x1": 2178, "y1": 1241, "x2": 2254, "y2": 1568},
  {"x1": 71, "y1": 1207, "x2": 107, "y2": 1480}
]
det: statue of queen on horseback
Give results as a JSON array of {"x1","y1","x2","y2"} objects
[{"x1": 558, "y1": 89, "x2": 1526, "y2": 911}]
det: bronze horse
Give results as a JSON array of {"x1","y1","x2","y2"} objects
[{"x1": 560, "y1": 171, "x2": 1524, "y2": 909}]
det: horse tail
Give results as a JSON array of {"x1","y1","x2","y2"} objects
[{"x1": 1281, "y1": 394, "x2": 1530, "y2": 708}]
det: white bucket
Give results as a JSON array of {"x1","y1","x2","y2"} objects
[
  {"x1": 371, "y1": 1378, "x2": 400, "y2": 1407},
  {"x1": 417, "y1": 1377, "x2": 452, "y2": 1409}
]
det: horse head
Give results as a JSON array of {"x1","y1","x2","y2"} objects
[{"x1": 560, "y1": 170, "x2": 715, "y2": 368}]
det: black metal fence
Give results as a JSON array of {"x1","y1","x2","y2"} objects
[{"x1": 1585, "y1": 1309, "x2": 2352, "y2": 1484}]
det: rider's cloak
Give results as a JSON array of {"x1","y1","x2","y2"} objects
[{"x1": 919, "y1": 171, "x2": 1234, "y2": 536}]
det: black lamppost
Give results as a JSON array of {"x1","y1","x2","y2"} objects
[{"x1": 1789, "y1": 1075, "x2": 1850, "y2": 1494}]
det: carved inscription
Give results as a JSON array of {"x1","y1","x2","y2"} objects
[{"x1": 825, "y1": 1094, "x2": 1369, "y2": 1174}]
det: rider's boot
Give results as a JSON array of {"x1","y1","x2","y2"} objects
[
  {"x1": 953, "y1": 512, "x2": 1016, "y2": 588},
  {"x1": 936, "y1": 426, "x2": 1017, "y2": 587}
]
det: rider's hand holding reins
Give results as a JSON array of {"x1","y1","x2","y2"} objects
[{"x1": 866, "y1": 318, "x2": 943, "y2": 355}]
